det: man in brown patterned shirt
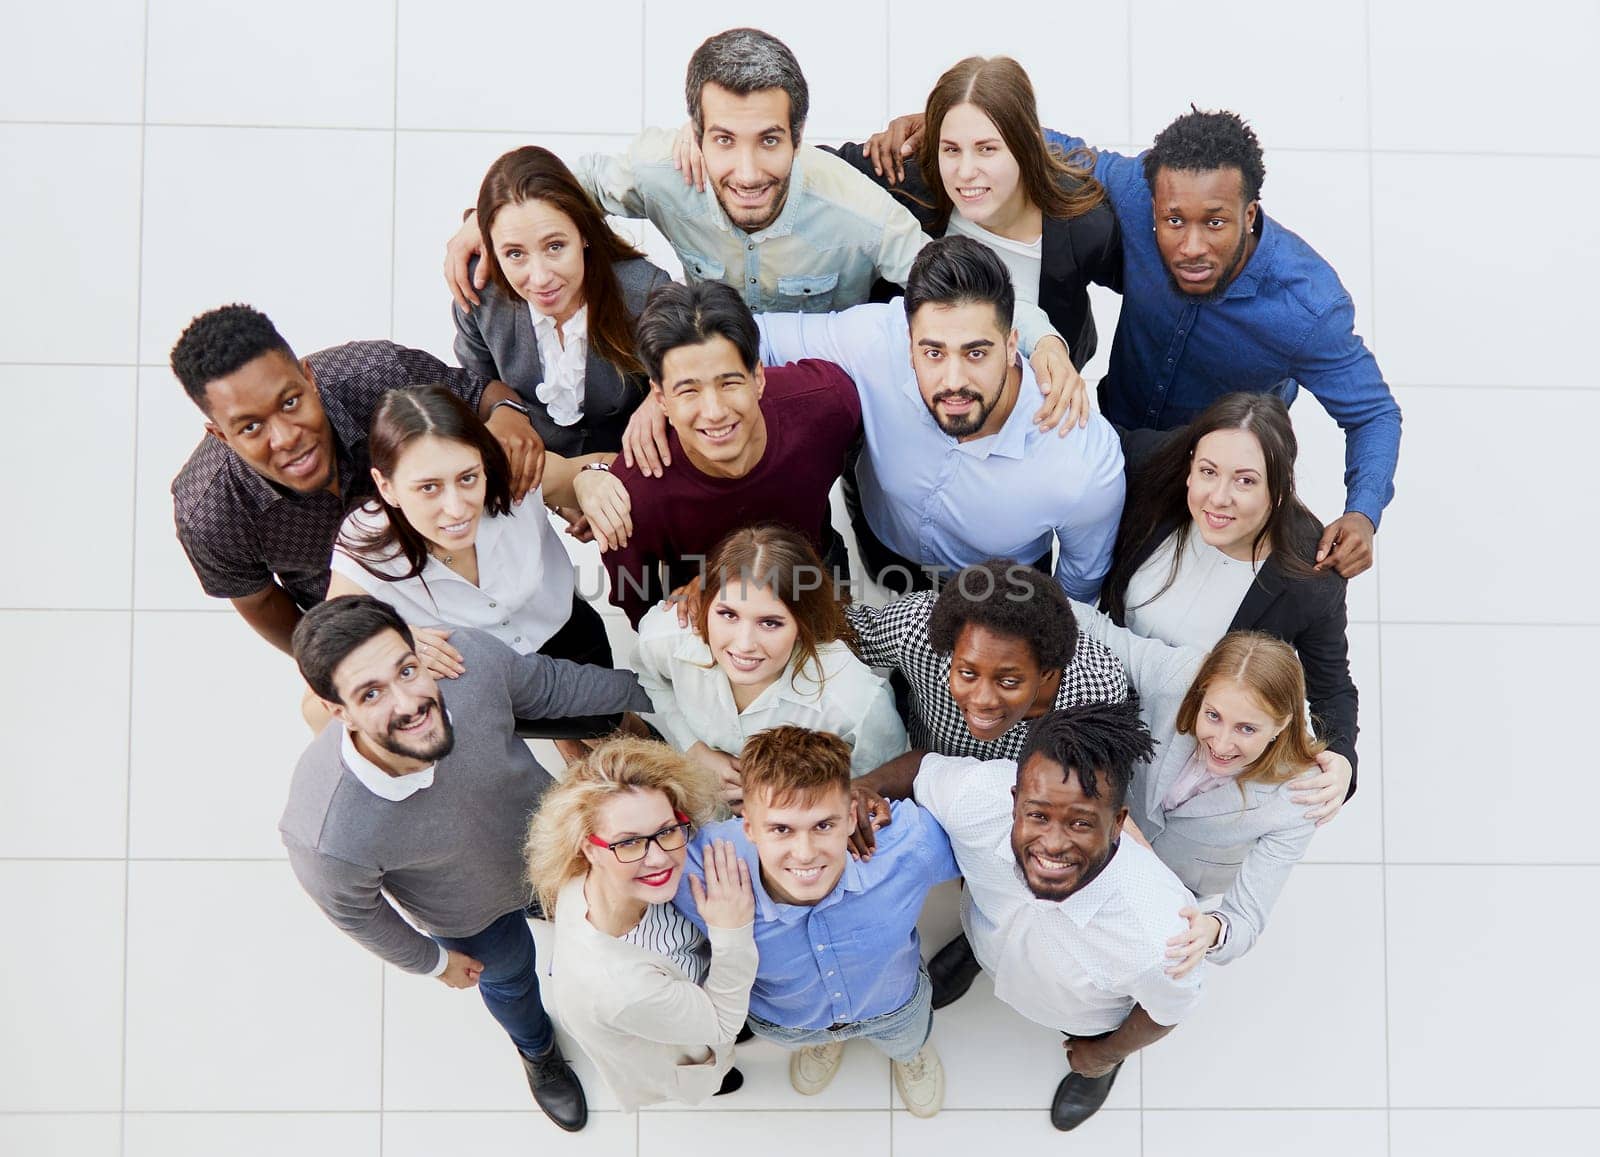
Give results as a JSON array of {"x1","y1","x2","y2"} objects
[{"x1": 169, "y1": 304, "x2": 549, "y2": 653}]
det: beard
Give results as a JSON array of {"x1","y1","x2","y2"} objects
[
  {"x1": 925, "y1": 357, "x2": 1013, "y2": 438},
  {"x1": 1164, "y1": 226, "x2": 1251, "y2": 302},
  {"x1": 1012, "y1": 838, "x2": 1117, "y2": 902},
  {"x1": 714, "y1": 171, "x2": 793, "y2": 232},
  {"x1": 376, "y1": 694, "x2": 455, "y2": 763}
]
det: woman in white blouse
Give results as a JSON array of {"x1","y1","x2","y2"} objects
[
  {"x1": 526, "y1": 737, "x2": 756, "y2": 1110},
  {"x1": 635, "y1": 524, "x2": 907, "y2": 808},
  {"x1": 324, "y1": 386, "x2": 620, "y2": 748},
  {"x1": 1071, "y1": 600, "x2": 1351, "y2": 977}
]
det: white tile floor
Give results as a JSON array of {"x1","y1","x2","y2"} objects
[{"x1": 2, "y1": 2, "x2": 1596, "y2": 1154}]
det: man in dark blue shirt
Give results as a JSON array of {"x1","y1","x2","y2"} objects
[{"x1": 865, "y1": 108, "x2": 1401, "y2": 579}]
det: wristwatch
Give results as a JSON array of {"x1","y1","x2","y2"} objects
[
  {"x1": 582, "y1": 460, "x2": 611, "y2": 472},
  {"x1": 1204, "y1": 911, "x2": 1231, "y2": 955},
  {"x1": 487, "y1": 398, "x2": 534, "y2": 425}
]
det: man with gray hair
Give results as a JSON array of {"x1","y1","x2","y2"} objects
[{"x1": 443, "y1": 27, "x2": 1083, "y2": 452}]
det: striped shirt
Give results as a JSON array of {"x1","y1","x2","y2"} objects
[{"x1": 621, "y1": 900, "x2": 708, "y2": 985}]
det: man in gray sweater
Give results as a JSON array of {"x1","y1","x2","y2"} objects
[{"x1": 280, "y1": 595, "x2": 653, "y2": 1132}]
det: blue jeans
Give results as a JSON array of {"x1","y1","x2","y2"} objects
[
  {"x1": 434, "y1": 910, "x2": 553, "y2": 1059},
  {"x1": 746, "y1": 968, "x2": 932, "y2": 1063}
]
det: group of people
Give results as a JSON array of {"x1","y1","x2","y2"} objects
[{"x1": 168, "y1": 26, "x2": 1398, "y2": 1135}]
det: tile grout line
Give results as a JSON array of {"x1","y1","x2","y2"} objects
[
  {"x1": 120, "y1": 2, "x2": 154, "y2": 1153},
  {"x1": 379, "y1": 3, "x2": 400, "y2": 1151},
  {"x1": 1361, "y1": 4, "x2": 1394, "y2": 1152}
]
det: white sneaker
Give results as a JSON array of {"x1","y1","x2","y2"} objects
[
  {"x1": 892, "y1": 1042, "x2": 945, "y2": 1118},
  {"x1": 789, "y1": 1041, "x2": 846, "y2": 1095}
]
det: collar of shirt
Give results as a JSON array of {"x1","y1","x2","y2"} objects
[
  {"x1": 750, "y1": 853, "x2": 865, "y2": 925},
  {"x1": 340, "y1": 725, "x2": 436, "y2": 801},
  {"x1": 709, "y1": 146, "x2": 808, "y2": 243},
  {"x1": 988, "y1": 828, "x2": 1119, "y2": 929},
  {"x1": 227, "y1": 384, "x2": 368, "y2": 514},
  {"x1": 1216, "y1": 213, "x2": 1280, "y2": 303},
  {"x1": 668, "y1": 629, "x2": 826, "y2": 712}
]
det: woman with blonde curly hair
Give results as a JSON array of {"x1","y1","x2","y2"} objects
[{"x1": 525, "y1": 737, "x2": 755, "y2": 1109}]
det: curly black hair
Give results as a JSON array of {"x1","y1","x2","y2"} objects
[
  {"x1": 927, "y1": 559, "x2": 1076, "y2": 671},
  {"x1": 1142, "y1": 106, "x2": 1266, "y2": 205},
  {"x1": 169, "y1": 303, "x2": 295, "y2": 411},
  {"x1": 1018, "y1": 697, "x2": 1154, "y2": 812}
]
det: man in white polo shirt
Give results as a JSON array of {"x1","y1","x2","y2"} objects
[{"x1": 852, "y1": 698, "x2": 1204, "y2": 1131}]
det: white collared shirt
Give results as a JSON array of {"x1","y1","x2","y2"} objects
[
  {"x1": 339, "y1": 726, "x2": 448, "y2": 976},
  {"x1": 1124, "y1": 528, "x2": 1261, "y2": 650},
  {"x1": 331, "y1": 497, "x2": 575, "y2": 656},
  {"x1": 632, "y1": 604, "x2": 907, "y2": 775},
  {"x1": 531, "y1": 305, "x2": 589, "y2": 426},
  {"x1": 913, "y1": 754, "x2": 1205, "y2": 1035}
]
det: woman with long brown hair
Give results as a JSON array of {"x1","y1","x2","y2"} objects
[
  {"x1": 831, "y1": 55, "x2": 1119, "y2": 369},
  {"x1": 453, "y1": 146, "x2": 674, "y2": 457},
  {"x1": 1099, "y1": 392, "x2": 1359, "y2": 818},
  {"x1": 325, "y1": 385, "x2": 615, "y2": 682},
  {"x1": 1070, "y1": 602, "x2": 1349, "y2": 975},
  {"x1": 633, "y1": 524, "x2": 907, "y2": 809}
]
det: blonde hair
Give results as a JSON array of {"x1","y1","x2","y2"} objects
[
  {"x1": 524, "y1": 736, "x2": 721, "y2": 915},
  {"x1": 1175, "y1": 631, "x2": 1326, "y2": 792}
]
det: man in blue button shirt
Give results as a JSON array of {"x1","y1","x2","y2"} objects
[
  {"x1": 755, "y1": 236, "x2": 1127, "y2": 601},
  {"x1": 675, "y1": 726, "x2": 959, "y2": 1116},
  {"x1": 866, "y1": 108, "x2": 1401, "y2": 579}
]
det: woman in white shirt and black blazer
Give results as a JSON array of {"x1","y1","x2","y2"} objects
[
  {"x1": 1071, "y1": 601, "x2": 1352, "y2": 976},
  {"x1": 525, "y1": 737, "x2": 756, "y2": 1110},
  {"x1": 634, "y1": 524, "x2": 908, "y2": 808}
]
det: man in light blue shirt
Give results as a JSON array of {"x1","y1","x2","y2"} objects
[
  {"x1": 756, "y1": 235, "x2": 1126, "y2": 601},
  {"x1": 675, "y1": 727, "x2": 959, "y2": 1116}
]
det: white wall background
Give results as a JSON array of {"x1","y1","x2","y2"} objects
[{"x1": 2, "y1": 1, "x2": 1597, "y2": 1154}]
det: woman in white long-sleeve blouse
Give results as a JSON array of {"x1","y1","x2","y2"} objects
[{"x1": 526, "y1": 737, "x2": 756, "y2": 1110}]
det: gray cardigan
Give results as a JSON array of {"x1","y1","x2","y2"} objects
[
  {"x1": 279, "y1": 629, "x2": 652, "y2": 973},
  {"x1": 453, "y1": 256, "x2": 673, "y2": 456},
  {"x1": 1070, "y1": 601, "x2": 1317, "y2": 965}
]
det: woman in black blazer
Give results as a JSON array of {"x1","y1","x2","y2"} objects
[
  {"x1": 1100, "y1": 393, "x2": 1361, "y2": 812},
  {"x1": 828, "y1": 55, "x2": 1119, "y2": 370},
  {"x1": 453, "y1": 146, "x2": 673, "y2": 457}
]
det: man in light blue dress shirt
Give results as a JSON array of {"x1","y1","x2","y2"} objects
[
  {"x1": 756, "y1": 235, "x2": 1127, "y2": 602},
  {"x1": 675, "y1": 727, "x2": 959, "y2": 1116}
]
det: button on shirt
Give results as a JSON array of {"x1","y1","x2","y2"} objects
[
  {"x1": 1044, "y1": 129, "x2": 1401, "y2": 529},
  {"x1": 756, "y1": 304, "x2": 1125, "y2": 601},
  {"x1": 674, "y1": 802, "x2": 960, "y2": 1030},
  {"x1": 913, "y1": 754, "x2": 1205, "y2": 1034},
  {"x1": 330, "y1": 497, "x2": 575, "y2": 655},
  {"x1": 633, "y1": 604, "x2": 908, "y2": 776},
  {"x1": 171, "y1": 341, "x2": 491, "y2": 606}
]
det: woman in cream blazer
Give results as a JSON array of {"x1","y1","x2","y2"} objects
[
  {"x1": 526, "y1": 738, "x2": 756, "y2": 1110},
  {"x1": 1070, "y1": 601, "x2": 1351, "y2": 975}
]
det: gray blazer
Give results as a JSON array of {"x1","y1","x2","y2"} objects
[
  {"x1": 453, "y1": 256, "x2": 673, "y2": 456},
  {"x1": 1070, "y1": 601, "x2": 1316, "y2": 964}
]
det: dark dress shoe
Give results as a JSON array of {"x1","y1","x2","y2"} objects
[
  {"x1": 519, "y1": 1044, "x2": 588, "y2": 1132},
  {"x1": 1050, "y1": 1062, "x2": 1122, "y2": 1131},
  {"x1": 714, "y1": 1066, "x2": 745, "y2": 1096},
  {"x1": 929, "y1": 933, "x2": 983, "y2": 1009},
  {"x1": 735, "y1": 1022, "x2": 754, "y2": 1045}
]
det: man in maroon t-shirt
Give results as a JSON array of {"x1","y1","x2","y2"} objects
[{"x1": 573, "y1": 281, "x2": 860, "y2": 626}]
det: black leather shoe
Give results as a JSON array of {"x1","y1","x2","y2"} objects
[
  {"x1": 1050, "y1": 1062, "x2": 1122, "y2": 1131},
  {"x1": 714, "y1": 1066, "x2": 745, "y2": 1096},
  {"x1": 735, "y1": 1022, "x2": 754, "y2": 1045},
  {"x1": 929, "y1": 933, "x2": 982, "y2": 1009},
  {"x1": 520, "y1": 1044, "x2": 588, "y2": 1132}
]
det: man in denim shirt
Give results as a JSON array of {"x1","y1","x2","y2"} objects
[
  {"x1": 869, "y1": 107, "x2": 1400, "y2": 578},
  {"x1": 675, "y1": 727, "x2": 959, "y2": 1118},
  {"x1": 445, "y1": 28, "x2": 1083, "y2": 425}
]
